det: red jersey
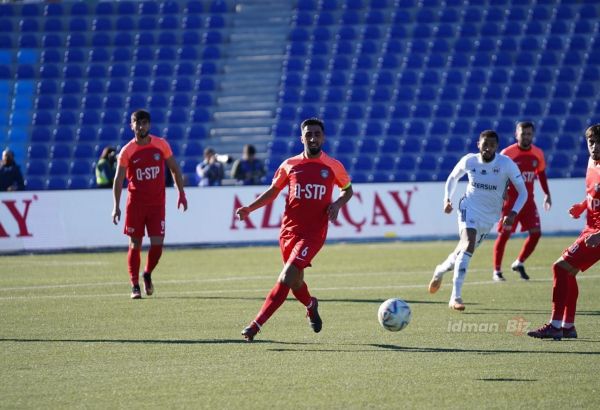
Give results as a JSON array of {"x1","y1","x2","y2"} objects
[
  {"x1": 501, "y1": 143, "x2": 547, "y2": 203},
  {"x1": 118, "y1": 135, "x2": 173, "y2": 206},
  {"x1": 585, "y1": 158, "x2": 600, "y2": 230},
  {"x1": 272, "y1": 151, "x2": 351, "y2": 239}
]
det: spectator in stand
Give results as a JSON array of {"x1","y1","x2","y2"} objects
[
  {"x1": 196, "y1": 147, "x2": 224, "y2": 186},
  {"x1": 231, "y1": 144, "x2": 266, "y2": 185},
  {"x1": 96, "y1": 146, "x2": 117, "y2": 188},
  {"x1": 0, "y1": 148, "x2": 25, "y2": 191}
]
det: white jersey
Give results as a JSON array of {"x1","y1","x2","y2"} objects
[{"x1": 445, "y1": 153, "x2": 527, "y2": 225}]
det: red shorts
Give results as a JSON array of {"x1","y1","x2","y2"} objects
[
  {"x1": 124, "y1": 202, "x2": 165, "y2": 238},
  {"x1": 562, "y1": 227, "x2": 600, "y2": 272},
  {"x1": 279, "y1": 230, "x2": 325, "y2": 270},
  {"x1": 498, "y1": 199, "x2": 540, "y2": 233}
]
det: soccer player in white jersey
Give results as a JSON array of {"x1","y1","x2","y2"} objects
[{"x1": 428, "y1": 130, "x2": 528, "y2": 310}]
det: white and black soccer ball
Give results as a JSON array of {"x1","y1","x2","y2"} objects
[{"x1": 378, "y1": 298, "x2": 411, "y2": 332}]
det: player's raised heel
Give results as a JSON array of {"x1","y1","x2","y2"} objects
[
  {"x1": 307, "y1": 297, "x2": 322, "y2": 333},
  {"x1": 142, "y1": 272, "x2": 154, "y2": 296},
  {"x1": 241, "y1": 321, "x2": 260, "y2": 342},
  {"x1": 131, "y1": 285, "x2": 142, "y2": 299},
  {"x1": 448, "y1": 298, "x2": 465, "y2": 311},
  {"x1": 527, "y1": 323, "x2": 562, "y2": 340},
  {"x1": 511, "y1": 261, "x2": 530, "y2": 280}
]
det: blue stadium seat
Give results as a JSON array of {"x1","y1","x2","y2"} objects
[
  {"x1": 31, "y1": 128, "x2": 51, "y2": 143},
  {"x1": 27, "y1": 160, "x2": 47, "y2": 176},
  {"x1": 70, "y1": 160, "x2": 91, "y2": 176},
  {"x1": 73, "y1": 144, "x2": 95, "y2": 158},
  {"x1": 46, "y1": 177, "x2": 68, "y2": 190},
  {"x1": 402, "y1": 136, "x2": 423, "y2": 152},
  {"x1": 28, "y1": 144, "x2": 49, "y2": 160},
  {"x1": 368, "y1": 104, "x2": 387, "y2": 119},
  {"x1": 49, "y1": 159, "x2": 70, "y2": 175},
  {"x1": 389, "y1": 103, "x2": 409, "y2": 120},
  {"x1": 25, "y1": 177, "x2": 44, "y2": 190},
  {"x1": 183, "y1": 141, "x2": 203, "y2": 157},
  {"x1": 356, "y1": 138, "x2": 379, "y2": 154},
  {"x1": 339, "y1": 122, "x2": 360, "y2": 137}
]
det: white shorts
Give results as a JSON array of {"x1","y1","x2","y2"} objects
[{"x1": 457, "y1": 200, "x2": 496, "y2": 247}]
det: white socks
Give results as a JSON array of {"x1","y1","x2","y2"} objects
[
  {"x1": 451, "y1": 251, "x2": 472, "y2": 301},
  {"x1": 436, "y1": 251, "x2": 458, "y2": 277}
]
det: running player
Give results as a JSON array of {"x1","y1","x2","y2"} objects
[
  {"x1": 112, "y1": 110, "x2": 188, "y2": 299},
  {"x1": 492, "y1": 122, "x2": 551, "y2": 281},
  {"x1": 236, "y1": 118, "x2": 353, "y2": 341},
  {"x1": 428, "y1": 130, "x2": 528, "y2": 310},
  {"x1": 528, "y1": 124, "x2": 600, "y2": 340}
]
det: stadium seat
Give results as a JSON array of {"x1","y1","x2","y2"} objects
[
  {"x1": 401, "y1": 136, "x2": 422, "y2": 153},
  {"x1": 357, "y1": 138, "x2": 379, "y2": 154}
]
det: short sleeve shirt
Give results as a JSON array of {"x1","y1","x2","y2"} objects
[
  {"x1": 502, "y1": 143, "x2": 546, "y2": 202},
  {"x1": 272, "y1": 151, "x2": 351, "y2": 239},
  {"x1": 118, "y1": 135, "x2": 173, "y2": 206}
]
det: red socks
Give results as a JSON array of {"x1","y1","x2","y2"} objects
[
  {"x1": 551, "y1": 264, "x2": 570, "y2": 322},
  {"x1": 255, "y1": 282, "x2": 290, "y2": 326},
  {"x1": 493, "y1": 231, "x2": 511, "y2": 271},
  {"x1": 518, "y1": 231, "x2": 541, "y2": 263},
  {"x1": 127, "y1": 247, "x2": 141, "y2": 286},
  {"x1": 145, "y1": 245, "x2": 163, "y2": 275},
  {"x1": 563, "y1": 274, "x2": 579, "y2": 325},
  {"x1": 292, "y1": 281, "x2": 312, "y2": 306}
]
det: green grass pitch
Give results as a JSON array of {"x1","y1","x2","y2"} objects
[{"x1": 1, "y1": 237, "x2": 599, "y2": 409}]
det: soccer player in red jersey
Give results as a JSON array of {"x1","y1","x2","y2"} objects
[
  {"x1": 112, "y1": 110, "x2": 188, "y2": 299},
  {"x1": 236, "y1": 118, "x2": 353, "y2": 341},
  {"x1": 492, "y1": 121, "x2": 552, "y2": 281},
  {"x1": 528, "y1": 124, "x2": 600, "y2": 340}
]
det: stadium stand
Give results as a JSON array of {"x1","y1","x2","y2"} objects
[{"x1": 0, "y1": 0, "x2": 598, "y2": 189}]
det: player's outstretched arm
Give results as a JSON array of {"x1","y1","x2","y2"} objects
[
  {"x1": 327, "y1": 185, "x2": 354, "y2": 222},
  {"x1": 112, "y1": 166, "x2": 126, "y2": 225},
  {"x1": 236, "y1": 185, "x2": 281, "y2": 221}
]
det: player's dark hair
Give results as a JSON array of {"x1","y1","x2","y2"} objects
[
  {"x1": 301, "y1": 118, "x2": 325, "y2": 133},
  {"x1": 479, "y1": 129, "x2": 499, "y2": 142},
  {"x1": 585, "y1": 124, "x2": 600, "y2": 140},
  {"x1": 517, "y1": 121, "x2": 535, "y2": 131},
  {"x1": 131, "y1": 110, "x2": 151, "y2": 122}
]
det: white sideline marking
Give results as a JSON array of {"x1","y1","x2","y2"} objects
[
  {"x1": 1, "y1": 260, "x2": 108, "y2": 266},
  {"x1": 1, "y1": 273, "x2": 599, "y2": 301},
  {"x1": 0, "y1": 267, "x2": 548, "y2": 292}
]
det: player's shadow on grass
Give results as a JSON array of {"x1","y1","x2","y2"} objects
[
  {"x1": 323, "y1": 298, "x2": 450, "y2": 305},
  {"x1": 477, "y1": 378, "x2": 537, "y2": 382},
  {"x1": 157, "y1": 296, "x2": 450, "y2": 306},
  {"x1": 0, "y1": 337, "x2": 275, "y2": 345},
  {"x1": 369, "y1": 344, "x2": 600, "y2": 355}
]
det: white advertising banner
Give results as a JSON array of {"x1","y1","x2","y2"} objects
[{"x1": 0, "y1": 178, "x2": 586, "y2": 253}]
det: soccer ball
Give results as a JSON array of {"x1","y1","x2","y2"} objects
[{"x1": 378, "y1": 298, "x2": 411, "y2": 332}]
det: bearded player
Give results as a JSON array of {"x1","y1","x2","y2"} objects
[
  {"x1": 236, "y1": 118, "x2": 353, "y2": 341},
  {"x1": 112, "y1": 110, "x2": 188, "y2": 299},
  {"x1": 492, "y1": 121, "x2": 552, "y2": 281}
]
